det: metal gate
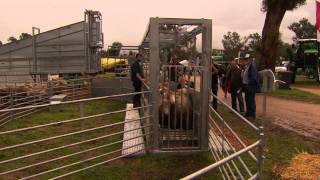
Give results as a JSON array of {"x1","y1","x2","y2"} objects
[
  {"x1": 158, "y1": 65, "x2": 204, "y2": 150},
  {"x1": 140, "y1": 17, "x2": 212, "y2": 151}
]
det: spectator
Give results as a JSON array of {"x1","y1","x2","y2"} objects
[
  {"x1": 225, "y1": 60, "x2": 244, "y2": 113},
  {"x1": 130, "y1": 54, "x2": 144, "y2": 107},
  {"x1": 212, "y1": 63, "x2": 225, "y2": 110},
  {"x1": 239, "y1": 53, "x2": 259, "y2": 119},
  {"x1": 127, "y1": 51, "x2": 135, "y2": 67}
]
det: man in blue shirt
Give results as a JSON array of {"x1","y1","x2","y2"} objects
[
  {"x1": 240, "y1": 54, "x2": 259, "y2": 119},
  {"x1": 130, "y1": 54, "x2": 144, "y2": 107}
]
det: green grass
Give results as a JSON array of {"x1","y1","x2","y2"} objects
[
  {"x1": 0, "y1": 100, "x2": 219, "y2": 180},
  {"x1": 269, "y1": 88, "x2": 320, "y2": 104},
  {"x1": 1, "y1": 97, "x2": 319, "y2": 179},
  {"x1": 0, "y1": 99, "x2": 127, "y2": 179}
]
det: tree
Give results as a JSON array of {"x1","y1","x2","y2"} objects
[
  {"x1": 7, "y1": 36, "x2": 18, "y2": 43},
  {"x1": 244, "y1": 33, "x2": 262, "y2": 52},
  {"x1": 260, "y1": 0, "x2": 306, "y2": 71},
  {"x1": 107, "y1": 41, "x2": 123, "y2": 56},
  {"x1": 100, "y1": 50, "x2": 108, "y2": 58},
  {"x1": 222, "y1": 32, "x2": 244, "y2": 61},
  {"x1": 288, "y1": 18, "x2": 316, "y2": 42},
  {"x1": 19, "y1": 33, "x2": 32, "y2": 40}
]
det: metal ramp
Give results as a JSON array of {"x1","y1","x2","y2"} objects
[{"x1": 122, "y1": 104, "x2": 145, "y2": 156}]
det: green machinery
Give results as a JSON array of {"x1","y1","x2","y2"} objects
[{"x1": 293, "y1": 39, "x2": 320, "y2": 82}]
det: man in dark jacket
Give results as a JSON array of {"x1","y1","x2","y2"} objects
[
  {"x1": 130, "y1": 54, "x2": 144, "y2": 107},
  {"x1": 212, "y1": 63, "x2": 225, "y2": 110},
  {"x1": 225, "y1": 60, "x2": 244, "y2": 112},
  {"x1": 240, "y1": 54, "x2": 259, "y2": 119}
]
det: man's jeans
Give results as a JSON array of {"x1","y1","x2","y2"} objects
[
  {"x1": 244, "y1": 85, "x2": 256, "y2": 117},
  {"x1": 231, "y1": 90, "x2": 244, "y2": 112},
  {"x1": 133, "y1": 81, "x2": 142, "y2": 107}
]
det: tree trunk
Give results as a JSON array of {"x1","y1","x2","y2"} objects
[{"x1": 261, "y1": 4, "x2": 287, "y2": 71}]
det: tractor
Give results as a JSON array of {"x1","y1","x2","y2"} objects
[{"x1": 291, "y1": 39, "x2": 320, "y2": 82}]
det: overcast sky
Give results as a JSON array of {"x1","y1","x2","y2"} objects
[{"x1": 0, "y1": 0, "x2": 315, "y2": 49}]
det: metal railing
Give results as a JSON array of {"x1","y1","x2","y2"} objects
[
  {"x1": 0, "y1": 91, "x2": 153, "y2": 179},
  {"x1": 0, "y1": 78, "x2": 91, "y2": 126},
  {"x1": 182, "y1": 92, "x2": 264, "y2": 179}
]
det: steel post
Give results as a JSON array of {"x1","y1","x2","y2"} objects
[
  {"x1": 200, "y1": 19, "x2": 212, "y2": 151},
  {"x1": 149, "y1": 17, "x2": 160, "y2": 151},
  {"x1": 257, "y1": 126, "x2": 265, "y2": 179}
]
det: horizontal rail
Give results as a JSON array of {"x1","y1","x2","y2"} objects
[
  {"x1": 49, "y1": 145, "x2": 152, "y2": 180},
  {"x1": 181, "y1": 140, "x2": 261, "y2": 180},
  {"x1": 0, "y1": 105, "x2": 151, "y2": 135},
  {"x1": 0, "y1": 116, "x2": 151, "y2": 151},
  {"x1": 209, "y1": 105, "x2": 258, "y2": 162},
  {"x1": 211, "y1": 92, "x2": 259, "y2": 131},
  {"x1": 0, "y1": 122, "x2": 153, "y2": 165},
  {"x1": 0, "y1": 91, "x2": 151, "y2": 113},
  {"x1": 0, "y1": 132, "x2": 152, "y2": 176},
  {"x1": 21, "y1": 142, "x2": 146, "y2": 180},
  {"x1": 208, "y1": 120, "x2": 253, "y2": 177}
]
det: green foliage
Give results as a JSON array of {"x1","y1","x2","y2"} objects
[
  {"x1": 288, "y1": 18, "x2": 316, "y2": 42},
  {"x1": 107, "y1": 41, "x2": 123, "y2": 56},
  {"x1": 262, "y1": 0, "x2": 306, "y2": 12},
  {"x1": 222, "y1": 32, "x2": 244, "y2": 61},
  {"x1": 19, "y1": 33, "x2": 32, "y2": 40},
  {"x1": 7, "y1": 36, "x2": 17, "y2": 43},
  {"x1": 244, "y1": 33, "x2": 262, "y2": 52}
]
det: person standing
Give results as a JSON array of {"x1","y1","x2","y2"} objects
[
  {"x1": 225, "y1": 60, "x2": 244, "y2": 113},
  {"x1": 130, "y1": 54, "x2": 144, "y2": 107},
  {"x1": 240, "y1": 54, "x2": 259, "y2": 119},
  {"x1": 212, "y1": 63, "x2": 225, "y2": 110},
  {"x1": 127, "y1": 51, "x2": 135, "y2": 67}
]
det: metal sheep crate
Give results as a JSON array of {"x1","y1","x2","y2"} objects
[{"x1": 0, "y1": 10, "x2": 104, "y2": 82}]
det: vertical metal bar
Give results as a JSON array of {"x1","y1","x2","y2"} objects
[
  {"x1": 9, "y1": 88, "x2": 13, "y2": 121},
  {"x1": 79, "y1": 102, "x2": 84, "y2": 118},
  {"x1": 120, "y1": 78, "x2": 123, "y2": 102},
  {"x1": 72, "y1": 80, "x2": 75, "y2": 100},
  {"x1": 192, "y1": 67, "x2": 196, "y2": 147},
  {"x1": 258, "y1": 126, "x2": 264, "y2": 180},
  {"x1": 32, "y1": 27, "x2": 40, "y2": 73},
  {"x1": 174, "y1": 66, "x2": 177, "y2": 146},
  {"x1": 149, "y1": 17, "x2": 160, "y2": 151},
  {"x1": 84, "y1": 12, "x2": 89, "y2": 72},
  {"x1": 180, "y1": 67, "x2": 183, "y2": 147},
  {"x1": 186, "y1": 68, "x2": 191, "y2": 147},
  {"x1": 88, "y1": 78, "x2": 92, "y2": 98},
  {"x1": 200, "y1": 19, "x2": 212, "y2": 151},
  {"x1": 167, "y1": 66, "x2": 171, "y2": 148},
  {"x1": 160, "y1": 67, "x2": 165, "y2": 148}
]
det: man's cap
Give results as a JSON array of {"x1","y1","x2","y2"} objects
[{"x1": 238, "y1": 51, "x2": 252, "y2": 60}]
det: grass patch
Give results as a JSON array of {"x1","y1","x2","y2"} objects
[
  {"x1": 0, "y1": 99, "x2": 219, "y2": 180},
  {"x1": 269, "y1": 88, "x2": 320, "y2": 104},
  {"x1": 1, "y1": 96, "x2": 319, "y2": 179},
  {"x1": 0, "y1": 99, "x2": 126, "y2": 179},
  {"x1": 294, "y1": 75, "x2": 320, "y2": 87}
]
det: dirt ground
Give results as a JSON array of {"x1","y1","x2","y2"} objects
[{"x1": 218, "y1": 89, "x2": 320, "y2": 140}]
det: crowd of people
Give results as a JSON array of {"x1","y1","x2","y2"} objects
[{"x1": 212, "y1": 53, "x2": 259, "y2": 119}]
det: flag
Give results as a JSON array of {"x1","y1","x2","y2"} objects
[{"x1": 317, "y1": 0, "x2": 320, "y2": 41}]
